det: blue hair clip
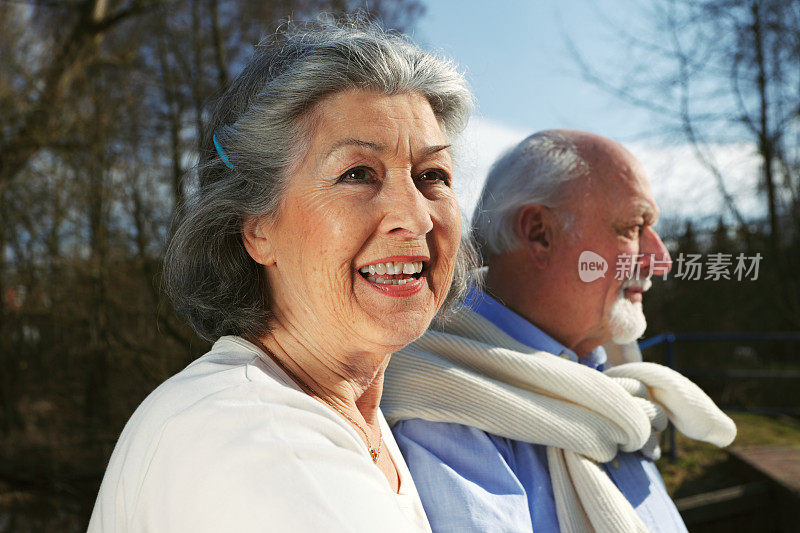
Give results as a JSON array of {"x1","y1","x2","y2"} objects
[{"x1": 213, "y1": 131, "x2": 234, "y2": 169}]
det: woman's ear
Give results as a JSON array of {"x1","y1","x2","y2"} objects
[
  {"x1": 515, "y1": 204, "x2": 551, "y2": 268},
  {"x1": 242, "y1": 216, "x2": 276, "y2": 266}
]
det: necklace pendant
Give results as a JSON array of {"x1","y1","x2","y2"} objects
[{"x1": 370, "y1": 448, "x2": 378, "y2": 462}]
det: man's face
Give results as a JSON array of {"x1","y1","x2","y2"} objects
[{"x1": 549, "y1": 142, "x2": 671, "y2": 353}]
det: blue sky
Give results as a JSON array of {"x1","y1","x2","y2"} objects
[
  {"x1": 406, "y1": 0, "x2": 758, "y2": 227},
  {"x1": 411, "y1": 0, "x2": 654, "y2": 140}
]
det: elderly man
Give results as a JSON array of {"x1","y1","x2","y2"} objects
[{"x1": 382, "y1": 130, "x2": 736, "y2": 532}]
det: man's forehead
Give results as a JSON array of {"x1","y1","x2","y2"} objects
[
  {"x1": 607, "y1": 176, "x2": 660, "y2": 218},
  {"x1": 593, "y1": 147, "x2": 655, "y2": 196},
  {"x1": 552, "y1": 130, "x2": 662, "y2": 216},
  {"x1": 566, "y1": 162, "x2": 659, "y2": 220}
]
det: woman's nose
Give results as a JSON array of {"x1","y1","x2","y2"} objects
[{"x1": 377, "y1": 172, "x2": 434, "y2": 239}]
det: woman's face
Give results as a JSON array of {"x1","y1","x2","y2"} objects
[{"x1": 248, "y1": 89, "x2": 461, "y2": 353}]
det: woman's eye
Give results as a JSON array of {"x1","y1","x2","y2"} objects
[
  {"x1": 416, "y1": 169, "x2": 451, "y2": 186},
  {"x1": 337, "y1": 166, "x2": 376, "y2": 183}
]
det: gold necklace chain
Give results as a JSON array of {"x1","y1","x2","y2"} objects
[{"x1": 252, "y1": 339, "x2": 382, "y2": 463}]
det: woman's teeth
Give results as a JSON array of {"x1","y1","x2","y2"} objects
[
  {"x1": 369, "y1": 277, "x2": 412, "y2": 285},
  {"x1": 359, "y1": 261, "x2": 424, "y2": 284},
  {"x1": 359, "y1": 261, "x2": 423, "y2": 276}
]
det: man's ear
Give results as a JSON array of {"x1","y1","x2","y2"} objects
[
  {"x1": 515, "y1": 204, "x2": 551, "y2": 268},
  {"x1": 242, "y1": 216, "x2": 276, "y2": 266}
]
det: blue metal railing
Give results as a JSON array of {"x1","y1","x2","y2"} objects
[{"x1": 639, "y1": 332, "x2": 800, "y2": 350}]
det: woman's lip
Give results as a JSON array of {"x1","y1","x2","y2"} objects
[
  {"x1": 356, "y1": 255, "x2": 430, "y2": 269},
  {"x1": 358, "y1": 272, "x2": 426, "y2": 297}
]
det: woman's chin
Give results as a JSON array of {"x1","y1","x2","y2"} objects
[
  {"x1": 368, "y1": 312, "x2": 432, "y2": 350},
  {"x1": 354, "y1": 276, "x2": 438, "y2": 344}
]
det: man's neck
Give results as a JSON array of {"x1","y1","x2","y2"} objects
[{"x1": 484, "y1": 262, "x2": 601, "y2": 358}]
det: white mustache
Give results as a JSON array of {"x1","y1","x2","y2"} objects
[{"x1": 621, "y1": 278, "x2": 652, "y2": 292}]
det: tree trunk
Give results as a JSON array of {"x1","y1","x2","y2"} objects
[
  {"x1": 209, "y1": 0, "x2": 228, "y2": 91},
  {"x1": 157, "y1": 34, "x2": 186, "y2": 212},
  {"x1": 84, "y1": 78, "x2": 110, "y2": 427},
  {"x1": 190, "y1": 0, "x2": 206, "y2": 188},
  {"x1": 752, "y1": 0, "x2": 780, "y2": 250}
]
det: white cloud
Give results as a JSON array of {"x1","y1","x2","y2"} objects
[
  {"x1": 627, "y1": 142, "x2": 762, "y2": 225},
  {"x1": 452, "y1": 116, "x2": 529, "y2": 220},
  {"x1": 452, "y1": 117, "x2": 763, "y2": 227}
]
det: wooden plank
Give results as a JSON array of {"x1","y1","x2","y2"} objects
[
  {"x1": 730, "y1": 446, "x2": 800, "y2": 495},
  {"x1": 675, "y1": 482, "x2": 770, "y2": 526}
]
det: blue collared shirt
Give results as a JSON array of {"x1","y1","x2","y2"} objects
[{"x1": 392, "y1": 288, "x2": 687, "y2": 532}]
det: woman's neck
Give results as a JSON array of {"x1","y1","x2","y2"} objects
[
  {"x1": 252, "y1": 323, "x2": 400, "y2": 492},
  {"x1": 254, "y1": 324, "x2": 389, "y2": 430}
]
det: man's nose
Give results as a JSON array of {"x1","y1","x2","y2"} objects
[
  {"x1": 377, "y1": 171, "x2": 434, "y2": 239},
  {"x1": 640, "y1": 227, "x2": 672, "y2": 277}
]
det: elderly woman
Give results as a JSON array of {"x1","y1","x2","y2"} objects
[{"x1": 88, "y1": 20, "x2": 472, "y2": 532}]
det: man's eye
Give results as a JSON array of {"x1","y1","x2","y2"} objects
[
  {"x1": 337, "y1": 166, "x2": 376, "y2": 183},
  {"x1": 416, "y1": 169, "x2": 451, "y2": 186},
  {"x1": 628, "y1": 224, "x2": 644, "y2": 237}
]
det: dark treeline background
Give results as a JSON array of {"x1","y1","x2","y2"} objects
[
  {"x1": 2, "y1": 0, "x2": 800, "y2": 531},
  {"x1": 0, "y1": 1, "x2": 422, "y2": 530}
]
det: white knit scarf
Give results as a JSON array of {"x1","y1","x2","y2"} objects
[{"x1": 381, "y1": 308, "x2": 736, "y2": 533}]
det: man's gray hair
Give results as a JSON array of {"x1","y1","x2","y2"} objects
[
  {"x1": 471, "y1": 130, "x2": 589, "y2": 258},
  {"x1": 163, "y1": 18, "x2": 474, "y2": 342}
]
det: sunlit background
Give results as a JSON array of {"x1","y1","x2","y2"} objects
[{"x1": 2, "y1": 1, "x2": 799, "y2": 531}]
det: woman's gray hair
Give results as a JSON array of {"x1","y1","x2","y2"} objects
[
  {"x1": 471, "y1": 130, "x2": 589, "y2": 259},
  {"x1": 164, "y1": 17, "x2": 474, "y2": 342}
]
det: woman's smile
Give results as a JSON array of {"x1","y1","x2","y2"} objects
[{"x1": 357, "y1": 256, "x2": 429, "y2": 296}]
